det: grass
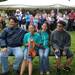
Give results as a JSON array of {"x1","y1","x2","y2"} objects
[
  {"x1": 0, "y1": 31, "x2": 75, "y2": 75},
  {"x1": 70, "y1": 31, "x2": 75, "y2": 53}
]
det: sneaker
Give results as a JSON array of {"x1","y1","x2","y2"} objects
[
  {"x1": 64, "y1": 67, "x2": 71, "y2": 72},
  {"x1": 56, "y1": 68, "x2": 61, "y2": 75},
  {"x1": 40, "y1": 72, "x2": 43, "y2": 75},
  {"x1": 46, "y1": 71, "x2": 50, "y2": 75}
]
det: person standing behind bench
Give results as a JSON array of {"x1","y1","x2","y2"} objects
[
  {"x1": 51, "y1": 20, "x2": 73, "y2": 74},
  {"x1": 0, "y1": 16, "x2": 26, "y2": 75}
]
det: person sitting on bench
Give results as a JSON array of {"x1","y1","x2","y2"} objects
[
  {"x1": 51, "y1": 20, "x2": 73, "y2": 73},
  {"x1": 0, "y1": 16, "x2": 26, "y2": 75},
  {"x1": 20, "y1": 25, "x2": 42, "y2": 75}
]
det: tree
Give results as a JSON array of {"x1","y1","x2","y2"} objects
[{"x1": 0, "y1": 0, "x2": 7, "y2": 2}]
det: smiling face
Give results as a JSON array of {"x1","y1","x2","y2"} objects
[
  {"x1": 28, "y1": 25, "x2": 35, "y2": 34},
  {"x1": 57, "y1": 23, "x2": 64, "y2": 31},
  {"x1": 42, "y1": 23, "x2": 47, "y2": 31},
  {"x1": 9, "y1": 19, "x2": 17, "y2": 28}
]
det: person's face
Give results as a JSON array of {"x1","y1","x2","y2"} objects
[
  {"x1": 29, "y1": 25, "x2": 35, "y2": 34},
  {"x1": 57, "y1": 23, "x2": 64, "y2": 31},
  {"x1": 42, "y1": 23, "x2": 47, "y2": 31},
  {"x1": 9, "y1": 19, "x2": 17, "y2": 28}
]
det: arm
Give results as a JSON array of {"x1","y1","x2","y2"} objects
[
  {"x1": 64, "y1": 33, "x2": 71, "y2": 50},
  {"x1": 1, "y1": 28, "x2": 7, "y2": 48},
  {"x1": 23, "y1": 34, "x2": 28, "y2": 47},
  {"x1": 1, "y1": 28, "x2": 7, "y2": 52},
  {"x1": 50, "y1": 31, "x2": 59, "y2": 51}
]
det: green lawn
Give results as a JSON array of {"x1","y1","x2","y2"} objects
[
  {"x1": 0, "y1": 31, "x2": 75, "y2": 75},
  {"x1": 70, "y1": 31, "x2": 75, "y2": 53}
]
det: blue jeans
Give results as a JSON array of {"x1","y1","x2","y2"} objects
[
  {"x1": 39, "y1": 48, "x2": 50, "y2": 72},
  {"x1": 0, "y1": 47, "x2": 23, "y2": 73}
]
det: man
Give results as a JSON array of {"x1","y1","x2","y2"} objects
[
  {"x1": 0, "y1": 16, "x2": 26, "y2": 75},
  {"x1": 68, "y1": 10, "x2": 75, "y2": 31},
  {"x1": 15, "y1": 9, "x2": 23, "y2": 27},
  {"x1": 51, "y1": 20, "x2": 73, "y2": 74},
  {"x1": 25, "y1": 11, "x2": 31, "y2": 30}
]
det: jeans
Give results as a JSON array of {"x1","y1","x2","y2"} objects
[
  {"x1": 0, "y1": 47, "x2": 23, "y2": 73},
  {"x1": 39, "y1": 48, "x2": 50, "y2": 72}
]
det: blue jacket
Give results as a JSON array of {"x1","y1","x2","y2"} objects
[
  {"x1": 1, "y1": 27, "x2": 27, "y2": 47},
  {"x1": 39, "y1": 31, "x2": 49, "y2": 48},
  {"x1": 0, "y1": 32, "x2": 7, "y2": 48}
]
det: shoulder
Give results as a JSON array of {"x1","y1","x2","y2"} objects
[
  {"x1": 51, "y1": 29, "x2": 57, "y2": 34},
  {"x1": 35, "y1": 32, "x2": 40, "y2": 36},
  {"x1": 64, "y1": 30, "x2": 70, "y2": 36},
  {"x1": 3, "y1": 27, "x2": 9, "y2": 32},
  {"x1": 24, "y1": 32, "x2": 30, "y2": 36},
  {"x1": 19, "y1": 27, "x2": 27, "y2": 33}
]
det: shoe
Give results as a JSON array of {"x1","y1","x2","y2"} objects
[
  {"x1": 64, "y1": 67, "x2": 71, "y2": 72},
  {"x1": 40, "y1": 72, "x2": 43, "y2": 75},
  {"x1": 46, "y1": 71, "x2": 50, "y2": 75},
  {"x1": 56, "y1": 68, "x2": 61, "y2": 75},
  {"x1": 13, "y1": 70, "x2": 19, "y2": 75},
  {"x1": 0, "y1": 72, "x2": 9, "y2": 75}
]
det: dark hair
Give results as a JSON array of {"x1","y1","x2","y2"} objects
[
  {"x1": 57, "y1": 20, "x2": 66, "y2": 26},
  {"x1": 29, "y1": 24, "x2": 36, "y2": 28},
  {"x1": 0, "y1": 16, "x2": 6, "y2": 29},
  {"x1": 43, "y1": 21, "x2": 48, "y2": 25},
  {"x1": 28, "y1": 25, "x2": 36, "y2": 32},
  {"x1": 9, "y1": 16, "x2": 18, "y2": 23}
]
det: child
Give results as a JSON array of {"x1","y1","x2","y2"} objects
[
  {"x1": 39, "y1": 22, "x2": 50, "y2": 75},
  {"x1": 51, "y1": 20, "x2": 73, "y2": 74},
  {"x1": 20, "y1": 25, "x2": 42, "y2": 75}
]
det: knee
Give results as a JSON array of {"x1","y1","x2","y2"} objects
[
  {"x1": 0, "y1": 53, "x2": 2, "y2": 57},
  {"x1": 39, "y1": 49, "x2": 43, "y2": 58},
  {"x1": 39, "y1": 53, "x2": 43, "y2": 58},
  {"x1": 16, "y1": 53, "x2": 23, "y2": 59},
  {"x1": 44, "y1": 54, "x2": 48, "y2": 58}
]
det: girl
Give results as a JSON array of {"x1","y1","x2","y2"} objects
[
  {"x1": 20, "y1": 25, "x2": 42, "y2": 75},
  {"x1": 39, "y1": 22, "x2": 51, "y2": 75}
]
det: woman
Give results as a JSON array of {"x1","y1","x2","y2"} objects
[
  {"x1": 0, "y1": 16, "x2": 6, "y2": 61},
  {"x1": 20, "y1": 25, "x2": 42, "y2": 75},
  {"x1": 0, "y1": 16, "x2": 6, "y2": 64},
  {"x1": 39, "y1": 22, "x2": 51, "y2": 75}
]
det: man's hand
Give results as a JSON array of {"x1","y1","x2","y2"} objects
[
  {"x1": 1, "y1": 48, "x2": 7, "y2": 52},
  {"x1": 63, "y1": 50, "x2": 66, "y2": 56},
  {"x1": 53, "y1": 48, "x2": 59, "y2": 52}
]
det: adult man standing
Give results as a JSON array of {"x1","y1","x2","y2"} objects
[{"x1": 0, "y1": 16, "x2": 26, "y2": 75}]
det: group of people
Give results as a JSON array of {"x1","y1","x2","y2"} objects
[
  {"x1": 0, "y1": 14, "x2": 73, "y2": 75},
  {"x1": 13, "y1": 9, "x2": 75, "y2": 31}
]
